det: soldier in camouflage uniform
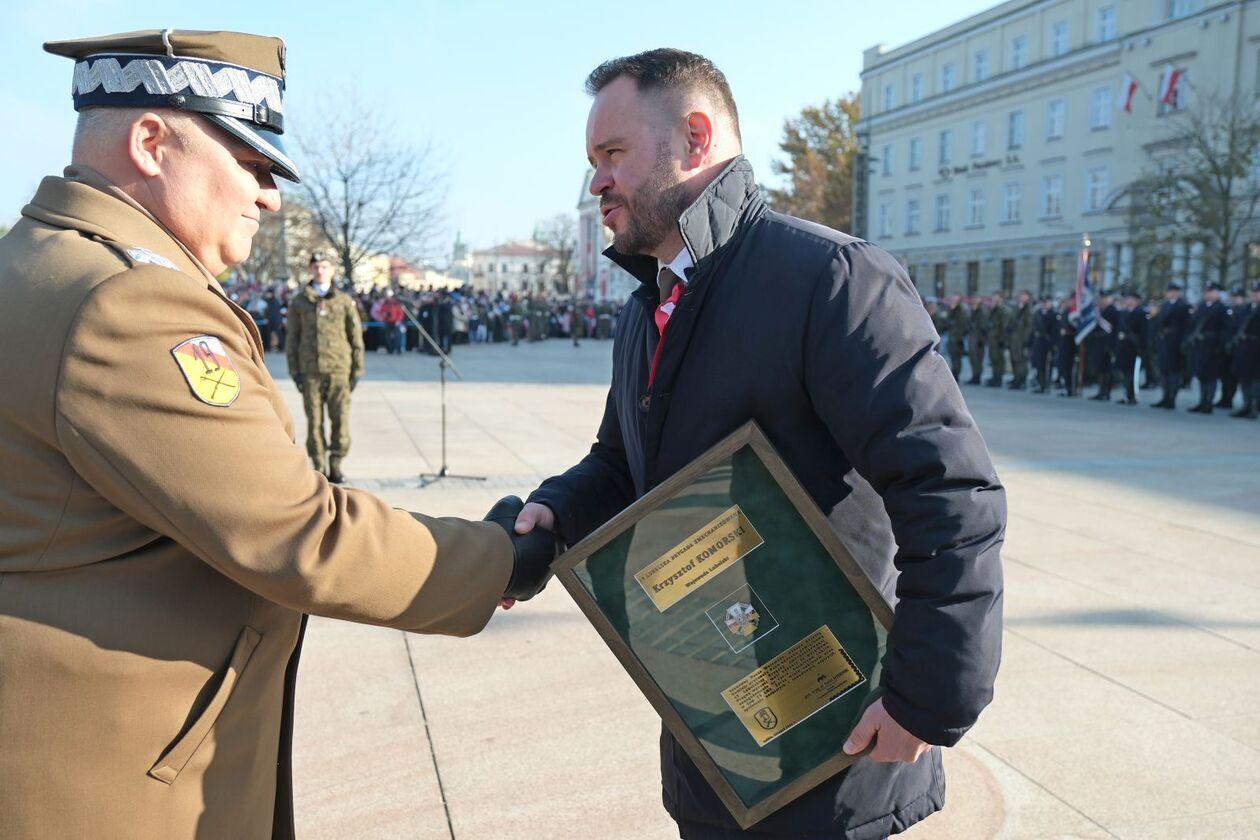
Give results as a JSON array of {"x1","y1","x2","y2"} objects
[
  {"x1": 945, "y1": 295, "x2": 970, "y2": 380},
  {"x1": 287, "y1": 251, "x2": 364, "y2": 484},
  {"x1": 1007, "y1": 290, "x2": 1033, "y2": 390},
  {"x1": 984, "y1": 293, "x2": 1010, "y2": 387},
  {"x1": 596, "y1": 300, "x2": 614, "y2": 339},
  {"x1": 967, "y1": 296, "x2": 989, "y2": 385}
]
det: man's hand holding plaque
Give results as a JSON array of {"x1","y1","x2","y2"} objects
[{"x1": 484, "y1": 496, "x2": 562, "y2": 601}]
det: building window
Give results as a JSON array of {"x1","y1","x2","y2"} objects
[
  {"x1": 1097, "y1": 6, "x2": 1117, "y2": 42},
  {"x1": 883, "y1": 83, "x2": 896, "y2": 111},
  {"x1": 879, "y1": 203, "x2": 893, "y2": 238},
  {"x1": 1046, "y1": 99, "x2": 1065, "y2": 140},
  {"x1": 941, "y1": 62, "x2": 956, "y2": 93},
  {"x1": 934, "y1": 194, "x2": 951, "y2": 231},
  {"x1": 1090, "y1": 87, "x2": 1113, "y2": 130},
  {"x1": 1164, "y1": 0, "x2": 1204, "y2": 21},
  {"x1": 939, "y1": 129, "x2": 953, "y2": 165},
  {"x1": 906, "y1": 198, "x2": 921, "y2": 234},
  {"x1": 1003, "y1": 181, "x2": 1022, "y2": 222},
  {"x1": 881, "y1": 143, "x2": 893, "y2": 176},
  {"x1": 1039, "y1": 256, "x2": 1056, "y2": 296},
  {"x1": 1011, "y1": 35, "x2": 1028, "y2": 70},
  {"x1": 909, "y1": 136, "x2": 923, "y2": 171},
  {"x1": 1042, "y1": 174, "x2": 1063, "y2": 217},
  {"x1": 1001, "y1": 259, "x2": 1016, "y2": 296},
  {"x1": 966, "y1": 261, "x2": 980, "y2": 295},
  {"x1": 1008, "y1": 110, "x2": 1025, "y2": 149},
  {"x1": 967, "y1": 188, "x2": 985, "y2": 226},
  {"x1": 974, "y1": 50, "x2": 989, "y2": 82},
  {"x1": 971, "y1": 120, "x2": 987, "y2": 156},
  {"x1": 501, "y1": 262, "x2": 508, "y2": 273},
  {"x1": 1050, "y1": 21, "x2": 1068, "y2": 57},
  {"x1": 934, "y1": 263, "x2": 948, "y2": 296},
  {"x1": 911, "y1": 72, "x2": 924, "y2": 103},
  {"x1": 1087, "y1": 167, "x2": 1110, "y2": 211}
]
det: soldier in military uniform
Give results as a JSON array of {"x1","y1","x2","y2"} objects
[
  {"x1": 1219, "y1": 288, "x2": 1248, "y2": 410},
  {"x1": 1029, "y1": 296, "x2": 1056, "y2": 393},
  {"x1": 1055, "y1": 297, "x2": 1079, "y2": 396},
  {"x1": 1007, "y1": 290, "x2": 1033, "y2": 390},
  {"x1": 945, "y1": 294, "x2": 970, "y2": 380},
  {"x1": 508, "y1": 294, "x2": 524, "y2": 345},
  {"x1": 984, "y1": 293, "x2": 1010, "y2": 387},
  {"x1": 1232, "y1": 282, "x2": 1260, "y2": 419},
  {"x1": 1087, "y1": 290, "x2": 1120, "y2": 401},
  {"x1": 1114, "y1": 289, "x2": 1148, "y2": 405},
  {"x1": 1184, "y1": 282, "x2": 1232, "y2": 414},
  {"x1": 287, "y1": 252, "x2": 364, "y2": 483},
  {"x1": 1151, "y1": 282, "x2": 1192, "y2": 409},
  {"x1": 596, "y1": 300, "x2": 614, "y2": 338},
  {"x1": 0, "y1": 29, "x2": 559, "y2": 839},
  {"x1": 967, "y1": 296, "x2": 988, "y2": 384}
]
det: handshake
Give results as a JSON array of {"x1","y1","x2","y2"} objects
[{"x1": 483, "y1": 495, "x2": 563, "y2": 602}]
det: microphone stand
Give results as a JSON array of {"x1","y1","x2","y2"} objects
[{"x1": 399, "y1": 301, "x2": 486, "y2": 487}]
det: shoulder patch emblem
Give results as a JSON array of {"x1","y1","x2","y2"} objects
[
  {"x1": 171, "y1": 335, "x2": 241, "y2": 407},
  {"x1": 126, "y1": 246, "x2": 178, "y2": 270}
]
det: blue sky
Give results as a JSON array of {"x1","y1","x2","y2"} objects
[{"x1": 1, "y1": 0, "x2": 996, "y2": 260}]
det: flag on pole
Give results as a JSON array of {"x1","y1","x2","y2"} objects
[
  {"x1": 1072, "y1": 245, "x2": 1110, "y2": 344},
  {"x1": 1159, "y1": 63, "x2": 1183, "y2": 106},
  {"x1": 1120, "y1": 72, "x2": 1139, "y2": 113}
]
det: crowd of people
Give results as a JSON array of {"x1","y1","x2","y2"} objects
[
  {"x1": 924, "y1": 281, "x2": 1260, "y2": 418},
  {"x1": 227, "y1": 280, "x2": 623, "y2": 357}
]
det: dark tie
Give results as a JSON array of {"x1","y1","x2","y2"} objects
[{"x1": 655, "y1": 267, "x2": 682, "y2": 336}]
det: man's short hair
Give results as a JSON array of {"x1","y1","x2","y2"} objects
[{"x1": 585, "y1": 48, "x2": 741, "y2": 142}]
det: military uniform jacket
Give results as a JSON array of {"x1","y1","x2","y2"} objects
[
  {"x1": 286, "y1": 284, "x2": 364, "y2": 378},
  {"x1": 1009, "y1": 304, "x2": 1033, "y2": 350},
  {"x1": 0, "y1": 168, "x2": 513, "y2": 839},
  {"x1": 946, "y1": 304, "x2": 970, "y2": 350}
]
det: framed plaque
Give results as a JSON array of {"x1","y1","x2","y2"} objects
[{"x1": 554, "y1": 421, "x2": 895, "y2": 829}]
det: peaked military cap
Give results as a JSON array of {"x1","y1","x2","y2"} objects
[
  {"x1": 44, "y1": 29, "x2": 300, "y2": 182},
  {"x1": 1167, "y1": 282, "x2": 1183, "y2": 291},
  {"x1": 1205, "y1": 281, "x2": 1225, "y2": 292}
]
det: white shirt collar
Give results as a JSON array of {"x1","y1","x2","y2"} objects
[{"x1": 657, "y1": 247, "x2": 695, "y2": 284}]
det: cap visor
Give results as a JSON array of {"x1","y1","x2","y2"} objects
[{"x1": 205, "y1": 114, "x2": 301, "y2": 183}]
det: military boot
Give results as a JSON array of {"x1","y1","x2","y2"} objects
[{"x1": 327, "y1": 458, "x2": 345, "y2": 484}]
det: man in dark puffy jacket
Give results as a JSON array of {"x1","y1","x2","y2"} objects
[{"x1": 506, "y1": 48, "x2": 1005, "y2": 839}]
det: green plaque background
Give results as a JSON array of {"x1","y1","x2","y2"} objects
[{"x1": 558, "y1": 425, "x2": 892, "y2": 826}]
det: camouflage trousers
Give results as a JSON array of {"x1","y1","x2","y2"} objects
[
  {"x1": 1009, "y1": 341, "x2": 1029, "y2": 384},
  {"x1": 302, "y1": 373, "x2": 352, "y2": 469}
]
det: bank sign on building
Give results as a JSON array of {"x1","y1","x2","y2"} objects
[{"x1": 856, "y1": 0, "x2": 1260, "y2": 301}]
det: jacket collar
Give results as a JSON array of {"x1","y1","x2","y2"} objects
[
  {"x1": 604, "y1": 155, "x2": 765, "y2": 288},
  {"x1": 21, "y1": 166, "x2": 218, "y2": 285}
]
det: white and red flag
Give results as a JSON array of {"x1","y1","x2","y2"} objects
[
  {"x1": 1120, "y1": 72, "x2": 1139, "y2": 113},
  {"x1": 1159, "y1": 64, "x2": 1183, "y2": 106}
]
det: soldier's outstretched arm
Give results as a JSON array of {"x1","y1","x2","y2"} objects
[{"x1": 54, "y1": 266, "x2": 515, "y2": 636}]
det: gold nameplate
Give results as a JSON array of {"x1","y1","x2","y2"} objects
[
  {"x1": 634, "y1": 504, "x2": 764, "y2": 612},
  {"x1": 721, "y1": 625, "x2": 866, "y2": 747}
]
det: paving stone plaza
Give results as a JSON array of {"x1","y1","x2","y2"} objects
[{"x1": 271, "y1": 340, "x2": 1260, "y2": 840}]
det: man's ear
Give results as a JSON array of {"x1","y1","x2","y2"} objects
[
  {"x1": 682, "y1": 111, "x2": 714, "y2": 169},
  {"x1": 127, "y1": 112, "x2": 172, "y2": 178}
]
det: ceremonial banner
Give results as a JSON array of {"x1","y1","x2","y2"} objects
[{"x1": 554, "y1": 421, "x2": 894, "y2": 829}]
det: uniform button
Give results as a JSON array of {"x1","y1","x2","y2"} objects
[{"x1": 639, "y1": 394, "x2": 651, "y2": 412}]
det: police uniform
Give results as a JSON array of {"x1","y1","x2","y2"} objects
[
  {"x1": 1029, "y1": 299, "x2": 1055, "y2": 393},
  {"x1": 1114, "y1": 291, "x2": 1148, "y2": 405},
  {"x1": 0, "y1": 30, "x2": 523, "y2": 839},
  {"x1": 1233, "y1": 283, "x2": 1260, "y2": 419},
  {"x1": 1151, "y1": 284, "x2": 1192, "y2": 409},
  {"x1": 1185, "y1": 282, "x2": 1231, "y2": 413},
  {"x1": 286, "y1": 261, "x2": 364, "y2": 481}
]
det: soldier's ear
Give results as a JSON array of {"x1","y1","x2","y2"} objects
[{"x1": 128, "y1": 112, "x2": 176, "y2": 178}]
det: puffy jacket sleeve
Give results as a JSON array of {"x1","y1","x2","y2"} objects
[
  {"x1": 802, "y1": 241, "x2": 1006, "y2": 746},
  {"x1": 55, "y1": 267, "x2": 511, "y2": 637}
]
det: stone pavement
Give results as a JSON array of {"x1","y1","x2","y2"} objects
[{"x1": 268, "y1": 340, "x2": 1260, "y2": 840}]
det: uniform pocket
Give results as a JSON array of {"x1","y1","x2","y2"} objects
[{"x1": 148, "y1": 625, "x2": 262, "y2": 784}]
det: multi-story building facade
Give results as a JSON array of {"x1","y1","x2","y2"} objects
[
  {"x1": 577, "y1": 168, "x2": 639, "y2": 303},
  {"x1": 470, "y1": 241, "x2": 564, "y2": 294},
  {"x1": 857, "y1": 0, "x2": 1260, "y2": 301}
]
